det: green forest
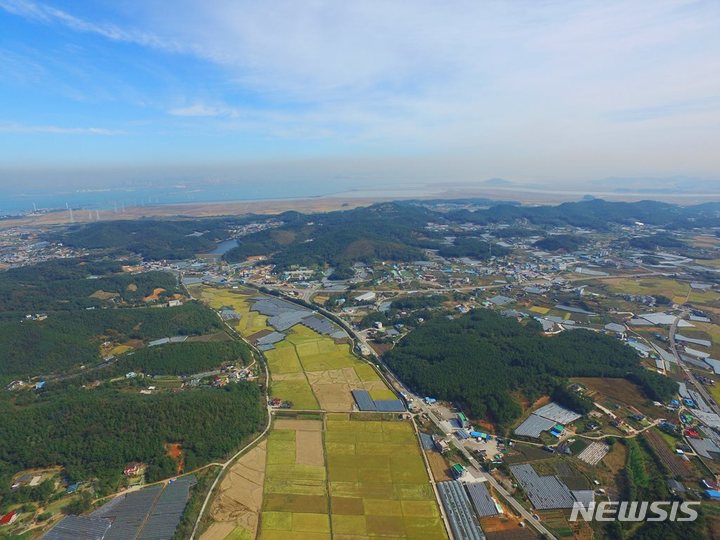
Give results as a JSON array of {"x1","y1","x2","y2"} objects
[
  {"x1": 54, "y1": 217, "x2": 257, "y2": 259},
  {"x1": 116, "y1": 341, "x2": 251, "y2": 376},
  {"x1": 0, "y1": 302, "x2": 222, "y2": 377},
  {"x1": 224, "y1": 204, "x2": 438, "y2": 268},
  {"x1": 0, "y1": 258, "x2": 179, "y2": 314},
  {"x1": 383, "y1": 310, "x2": 676, "y2": 427},
  {"x1": 0, "y1": 384, "x2": 265, "y2": 501},
  {"x1": 533, "y1": 234, "x2": 585, "y2": 252}
]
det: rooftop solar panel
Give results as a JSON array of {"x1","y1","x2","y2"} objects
[
  {"x1": 351, "y1": 389, "x2": 377, "y2": 411},
  {"x1": 466, "y1": 482, "x2": 500, "y2": 518},
  {"x1": 437, "y1": 481, "x2": 486, "y2": 540},
  {"x1": 43, "y1": 515, "x2": 111, "y2": 540}
]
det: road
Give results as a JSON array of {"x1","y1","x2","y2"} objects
[
  {"x1": 670, "y1": 310, "x2": 720, "y2": 418},
  {"x1": 359, "y1": 342, "x2": 557, "y2": 539},
  {"x1": 253, "y1": 269, "x2": 663, "y2": 298}
]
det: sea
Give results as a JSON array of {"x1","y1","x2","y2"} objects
[{"x1": 0, "y1": 180, "x2": 445, "y2": 216}]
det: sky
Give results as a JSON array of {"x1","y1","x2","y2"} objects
[{"x1": 1, "y1": 0, "x2": 719, "y2": 196}]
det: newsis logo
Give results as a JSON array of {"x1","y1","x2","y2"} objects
[{"x1": 570, "y1": 501, "x2": 700, "y2": 522}]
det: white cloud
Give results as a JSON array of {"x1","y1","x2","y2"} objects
[
  {"x1": 2, "y1": 0, "x2": 720, "y2": 180},
  {"x1": 0, "y1": 122, "x2": 122, "y2": 135}
]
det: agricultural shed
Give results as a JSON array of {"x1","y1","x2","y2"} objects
[
  {"x1": 466, "y1": 482, "x2": 500, "y2": 518},
  {"x1": 437, "y1": 481, "x2": 486, "y2": 540},
  {"x1": 533, "y1": 402, "x2": 582, "y2": 425}
]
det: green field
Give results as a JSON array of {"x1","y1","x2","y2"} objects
[{"x1": 197, "y1": 288, "x2": 445, "y2": 537}]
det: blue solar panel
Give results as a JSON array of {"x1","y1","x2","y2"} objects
[{"x1": 351, "y1": 390, "x2": 377, "y2": 411}]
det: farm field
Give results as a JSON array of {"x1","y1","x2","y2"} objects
[
  {"x1": 195, "y1": 286, "x2": 396, "y2": 412},
  {"x1": 601, "y1": 277, "x2": 691, "y2": 304},
  {"x1": 202, "y1": 441, "x2": 267, "y2": 540},
  {"x1": 195, "y1": 287, "x2": 445, "y2": 538},
  {"x1": 571, "y1": 377, "x2": 660, "y2": 418},
  {"x1": 325, "y1": 414, "x2": 447, "y2": 540},
  {"x1": 259, "y1": 418, "x2": 330, "y2": 540}
]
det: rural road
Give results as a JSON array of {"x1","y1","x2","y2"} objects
[
  {"x1": 670, "y1": 310, "x2": 720, "y2": 418},
  {"x1": 361, "y1": 344, "x2": 557, "y2": 540}
]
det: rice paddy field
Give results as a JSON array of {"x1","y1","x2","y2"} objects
[
  {"x1": 601, "y1": 277, "x2": 720, "y2": 308},
  {"x1": 324, "y1": 414, "x2": 447, "y2": 540},
  {"x1": 257, "y1": 415, "x2": 447, "y2": 540},
  {"x1": 193, "y1": 286, "x2": 446, "y2": 539},
  {"x1": 194, "y1": 286, "x2": 396, "y2": 412}
]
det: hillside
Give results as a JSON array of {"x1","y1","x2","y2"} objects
[{"x1": 383, "y1": 310, "x2": 676, "y2": 426}]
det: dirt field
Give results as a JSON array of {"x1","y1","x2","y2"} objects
[
  {"x1": 425, "y1": 450, "x2": 452, "y2": 481},
  {"x1": 202, "y1": 440, "x2": 267, "y2": 540},
  {"x1": 296, "y1": 431, "x2": 324, "y2": 467},
  {"x1": 571, "y1": 377, "x2": 660, "y2": 418},
  {"x1": 643, "y1": 430, "x2": 694, "y2": 478}
]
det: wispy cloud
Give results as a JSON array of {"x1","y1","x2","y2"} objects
[
  {"x1": 607, "y1": 96, "x2": 720, "y2": 122},
  {"x1": 0, "y1": 122, "x2": 123, "y2": 135},
  {"x1": 2, "y1": 0, "x2": 720, "y2": 181},
  {"x1": 168, "y1": 103, "x2": 238, "y2": 118},
  {"x1": 0, "y1": 0, "x2": 179, "y2": 51}
]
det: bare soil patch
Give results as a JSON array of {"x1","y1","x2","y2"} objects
[
  {"x1": 296, "y1": 431, "x2": 325, "y2": 467},
  {"x1": 202, "y1": 440, "x2": 267, "y2": 540}
]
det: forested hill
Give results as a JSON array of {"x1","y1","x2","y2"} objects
[
  {"x1": 383, "y1": 310, "x2": 676, "y2": 427},
  {"x1": 444, "y1": 199, "x2": 720, "y2": 230},
  {"x1": 54, "y1": 217, "x2": 257, "y2": 259},
  {"x1": 224, "y1": 203, "x2": 439, "y2": 271}
]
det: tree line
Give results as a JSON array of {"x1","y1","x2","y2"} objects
[{"x1": 383, "y1": 310, "x2": 676, "y2": 427}]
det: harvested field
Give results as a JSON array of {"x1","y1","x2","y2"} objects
[
  {"x1": 296, "y1": 431, "x2": 324, "y2": 467},
  {"x1": 324, "y1": 415, "x2": 447, "y2": 539},
  {"x1": 644, "y1": 430, "x2": 694, "y2": 478},
  {"x1": 571, "y1": 377, "x2": 659, "y2": 418},
  {"x1": 202, "y1": 440, "x2": 267, "y2": 540},
  {"x1": 260, "y1": 422, "x2": 330, "y2": 540},
  {"x1": 425, "y1": 450, "x2": 452, "y2": 482}
]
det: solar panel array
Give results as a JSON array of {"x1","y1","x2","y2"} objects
[
  {"x1": 251, "y1": 297, "x2": 346, "y2": 338},
  {"x1": 510, "y1": 464, "x2": 576, "y2": 510},
  {"x1": 43, "y1": 515, "x2": 111, "y2": 540},
  {"x1": 138, "y1": 476, "x2": 196, "y2": 539},
  {"x1": 351, "y1": 389, "x2": 377, "y2": 411},
  {"x1": 256, "y1": 331, "x2": 286, "y2": 346},
  {"x1": 94, "y1": 485, "x2": 164, "y2": 540},
  {"x1": 513, "y1": 414, "x2": 556, "y2": 438},
  {"x1": 374, "y1": 399, "x2": 405, "y2": 412},
  {"x1": 437, "y1": 481, "x2": 486, "y2": 540},
  {"x1": 533, "y1": 402, "x2": 582, "y2": 425},
  {"x1": 351, "y1": 390, "x2": 405, "y2": 412},
  {"x1": 466, "y1": 482, "x2": 500, "y2": 518}
]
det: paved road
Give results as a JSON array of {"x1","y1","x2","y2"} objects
[
  {"x1": 363, "y1": 347, "x2": 556, "y2": 539},
  {"x1": 670, "y1": 310, "x2": 720, "y2": 418}
]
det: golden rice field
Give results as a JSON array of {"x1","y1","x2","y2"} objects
[
  {"x1": 194, "y1": 287, "x2": 446, "y2": 539},
  {"x1": 196, "y1": 286, "x2": 396, "y2": 411}
]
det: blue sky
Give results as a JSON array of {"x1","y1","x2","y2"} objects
[{"x1": 1, "y1": 0, "x2": 719, "y2": 190}]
